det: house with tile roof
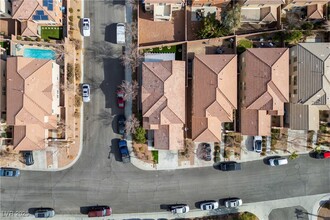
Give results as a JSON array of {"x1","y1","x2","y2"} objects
[
  {"x1": 11, "y1": 0, "x2": 62, "y2": 36},
  {"x1": 142, "y1": 60, "x2": 186, "y2": 150},
  {"x1": 191, "y1": 54, "x2": 237, "y2": 142},
  {"x1": 282, "y1": 0, "x2": 328, "y2": 20},
  {"x1": 239, "y1": 48, "x2": 289, "y2": 136},
  {"x1": 287, "y1": 43, "x2": 330, "y2": 131},
  {"x1": 239, "y1": 0, "x2": 284, "y2": 24},
  {"x1": 6, "y1": 57, "x2": 60, "y2": 151}
]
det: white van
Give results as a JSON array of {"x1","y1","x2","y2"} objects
[{"x1": 116, "y1": 23, "x2": 125, "y2": 44}]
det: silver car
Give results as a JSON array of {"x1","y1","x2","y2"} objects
[
  {"x1": 82, "y1": 18, "x2": 90, "y2": 37},
  {"x1": 224, "y1": 198, "x2": 242, "y2": 208},
  {"x1": 35, "y1": 208, "x2": 55, "y2": 218},
  {"x1": 200, "y1": 201, "x2": 219, "y2": 210},
  {"x1": 170, "y1": 205, "x2": 189, "y2": 214},
  {"x1": 82, "y1": 84, "x2": 90, "y2": 102},
  {"x1": 269, "y1": 157, "x2": 288, "y2": 166}
]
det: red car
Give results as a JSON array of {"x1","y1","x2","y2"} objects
[
  {"x1": 117, "y1": 90, "x2": 125, "y2": 109},
  {"x1": 88, "y1": 206, "x2": 112, "y2": 217}
]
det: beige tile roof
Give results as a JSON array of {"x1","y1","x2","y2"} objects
[
  {"x1": 240, "y1": 48, "x2": 289, "y2": 136},
  {"x1": 20, "y1": 20, "x2": 39, "y2": 37},
  {"x1": 12, "y1": 0, "x2": 62, "y2": 24},
  {"x1": 307, "y1": 4, "x2": 324, "y2": 19},
  {"x1": 192, "y1": 54, "x2": 237, "y2": 142},
  {"x1": 142, "y1": 61, "x2": 185, "y2": 150},
  {"x1": 7, "y1": 57, "x2": 59, "y2": 151}
]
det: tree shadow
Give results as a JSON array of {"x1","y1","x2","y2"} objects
[{"x1": 85, "y1": 42, "x2": 120, "y2": 63}]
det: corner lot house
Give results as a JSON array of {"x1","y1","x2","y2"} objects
[
  {"x1": 142, "y1": 60, "x2": 186, "y2": 150},
  {"x1": 239, "y1": 48, "x2": 289, "y2": 136},
  {"x1": 288, "y1": 43, "x2": 330, "y2": 131},
  {"x1": 6, "y1": 57, "x2": 60, "y2": 151},
  {"x1": 192, "y1": 54, "x2": 237, "y2": 142}
]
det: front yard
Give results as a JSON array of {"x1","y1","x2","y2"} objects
[{"x1": 41, "y1": 26, "x2": 63, "y2": 40}]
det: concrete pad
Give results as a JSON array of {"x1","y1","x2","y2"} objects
[{"x1": 156, "y1": 150, "x2": 178, "y2": 170}]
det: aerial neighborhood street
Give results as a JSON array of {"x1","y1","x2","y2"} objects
[{"x1": 0, "y1": 0, "x2": 329, "y2": 219}]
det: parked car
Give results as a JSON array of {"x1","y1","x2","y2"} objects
[
  {"x1": 201, "y1": 143, "x2": 211, "y2": 161},
  {"x1": 82, "y1": 84, "x2": 91, "y2": 102},
  {"x1": 88, "y1": 206, "x2": 112, "y2": 217},
  {"x1": 311, "y1": 150, "x2": 330, "y2": 159},
  {"x1": 22, "y1": 151, "x2": 34, "y2": 166},
  {"x1": 224, "y1": 198, "x2": 242, "y2": 208},
  {"x1": 253, "y1": 136, "x2": 262, "y2": 153},
  {"x1": 117, "y1": 115, "x2": 126, "y2": 135},
  {"x1": 268, "y1": 157, "x2": 288, "y2": 166},
  {"x1": 199, "y1": 201, "x2": 219, "y2": 210},
  {"x1": 82, "y1": 18, "x2": 91, "y2": 36},
  {"x1": 170, "y1": 204, "x2": 189, "y2": 214},
  {"x1": 118, "y1": 140, "x2": 130, "y2": 163},
  {"x1": 0, "y1": 167, "x2": 20, "y2": 177},
  {"x1": 116, "y1": 23, "x2": 126, "y2": 44},
  {"x1": 220, "y1": 162, "x2": 241, "y2": 171},
  {"x1": 116, "y1": 90, "x2": 125, "y2": 109},
  {"x1": 34, "y1": 208, "x2": 55, "y2": 218}
]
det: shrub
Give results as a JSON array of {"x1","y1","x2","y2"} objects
[
  {"x1": 77, "y1": 16, "x2": 81, "y2": 19},
  {"x1": 77, "y1": 9, "x2": 80, "y2": 12},
  {"x1": 72, "y1": 39, "x2": 81, "y2": 50},
  {"x1": 69, "y1": 8, "x2": 73, "y2": 13},
  {"x1": 17, "y1": 35, "x2": 22, "y2": 40},
  {"x1": 75, "y1": 64, "x2": 81, "y2": 81},
  {"x1": 36, "y1": 37, "x2": 41, "y2": 42},
  {"x1": 69, "y1": 15, "x2": 73, "y2": 22},
  {"x1": 289, "y1": 151, "x2": 299, "y2": 160},
  {"x1": 74, "y1": 95, "x2": 82, "y2": 107},
  {"x1": 301, "y1": 22, "x2": 313, "y2": 30},
  {"x1": 237, "y1": 39, "x2": 253, "y2": 54},
  {"x1": 67, "y1": 63, "x2": 74, "y2": 84},
  {"x1": 134, "y1": 127, "x2": 146, "y2": 144},
  {"x1": 44, "y1": 38, "x2": 50, "y2": 43}
]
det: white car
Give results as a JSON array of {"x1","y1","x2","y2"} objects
[
  {"x1": 170, "y1": 205, "x2": 189, "y2": 214},
  {"x1": 82, "y1": 83, "x2": 90, "y2": 102},
  {"x1": 200, "y1": 201, "x2": 219, "y2": 210},
  {"x1": 82, "y1": 18, "x2": 90, "y2": 36},
  {"x1": 224, "y1": 198, "x2": 242, "y2": 208},
  {"x1": 253, "y1": 136, "x2": 262, "y2": 153},
  {"x1": 269, "y1": 157, "x2": 288, "y2": 166},
  {"x1": 116, "y1": 23, "x2": 125, "y2": 44}
]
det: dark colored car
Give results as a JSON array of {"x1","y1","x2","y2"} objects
[
  {"x1": 88, "y1": 206, "x2": 112, "y2": 217},
  {"x1": 220, "y1": 162, "x2": 241, "y2": 171},
  {"x1": 0, "y1": 167, "x2": 20, "y2": 177},
  {"x1": 34, "y1": 208, "x2": 55, "y2": 218},
  {"x1": 202, "y1": 143, "x2": 211, "y2": 161},
  {"x1": 117, "y1": 115, "x2": 126, "y2": 135},
  {"x1": 312, "y1": 150, "x2": 330, "y2": 159},
  {"x1": 118, "y1": 140, "x2": 130, "y2": 163},
  {"x1": 22, "y1": 151, "x2": 34, "y2": 166}
]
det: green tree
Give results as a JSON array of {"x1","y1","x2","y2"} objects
[
  {"x1": 134, "y1": 127, "x2": 146, "y2": 144},
  {"x1": 235, "y1": 212, "x2": 258, "y2": 220},
  {"x1": 197, "y1": 13, "x2": 223, "y2": 39},
  {"x1": 222, "y1": 4, "x2": 241, "y2": 34},
  {"x1": 283, "y1": 30, "x2": 303, "y2": 44},
  {"x1": 301, "y1": 22, "x2": 314, "y2": 30}
]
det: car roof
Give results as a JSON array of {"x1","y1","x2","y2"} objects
[{"x1": 324, "y1": 152, "x2": 330, "y2": 158}]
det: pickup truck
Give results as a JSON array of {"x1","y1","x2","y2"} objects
[
  {"x1": 118, "y1": 140, "x2": 130, "y2": 163},
  {"x1": 220, "y1": 162, "x2": 241, "y2": 171}
]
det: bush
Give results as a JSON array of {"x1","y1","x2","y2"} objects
[
  {"x1": 69, "y1": 21, "x2": 74, "y2": 26},
  {"x1": 69, "y1": 8, "x2": 73, "y2": 13},
  {"x1": 72, "y1": 39, "x2": 81, "y2": 50},
  {"x1": 283, "y1": 30, "x2": 303, "y2": 44},
  {"x1": 17, "y1": 35, "x2": 22, "y2": 40},
  {"x1": 67, "y1": 63, "x2": 74, "y2": 84},
  {"x1": 36, "y1": 37, "x2": 41, "y2": 42},
  {"x1": 75, "y1": 64, "x2": 81, "y2": 81},
  {"x1": 44, "y1": 38, "x2": 50, "y2": 43},
  {"x1": 74, "y1": 95, "x2": 82, "y2": 107},
  {"x1": 77, "y1": 16, "x2": 81, "y2": 19},
  {"x1": 69, "y1": 16, "x2": 73, "y2": 22},
  {"x1": 301, "y1": 22, "x2": 313, "y2": 30},
  {"x1": 134, "y1": 127, "x2": 146, "y2": 144},
  {"x1": 237, "y1": 39, "x2": 252, "y2": 54}
]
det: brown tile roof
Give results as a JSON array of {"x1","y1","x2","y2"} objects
[
  {"x1": 242, "y1": 0, "x2": 284, "y2": 4},
  {"x1": 142, "y1": 61, "x2": 185, "y2": 150},
  {"x1": 192, "y1": 54, "x2": 237, "y2": 142},
  {"x1": 20, "y1": 21, "x2": 39, "y2": 37},
  {"x1": 307, "y1": 4, "x2": 323, "y2": 19},
  {"x1": 7, "y1": 57, "x2": 59, "y2": 151},
  {"x1": 240, "y1": 48, "x2": 289, "y2": 136}
]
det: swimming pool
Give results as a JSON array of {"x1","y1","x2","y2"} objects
[{"x1": 23, "y1": 48, "x2": 56, "y2": 60}]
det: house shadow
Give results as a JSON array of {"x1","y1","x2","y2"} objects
[
  {"x1": 104, "y1": 23, "x2": 118, "y2": 44},
  {"x1": 109, "y1": 138, "x2": 122, "y2": 162}
]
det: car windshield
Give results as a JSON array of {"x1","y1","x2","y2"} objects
[
  {"x1": 274, "y1": 160, "x2": 279, "y2": 166},
  {"x1": 83, "y1": 23, "x2": 89, "y2": 30}
]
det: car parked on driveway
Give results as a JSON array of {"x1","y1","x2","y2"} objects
[
  {"x1": 88, "y1": 206, "x2": 112, "y2": 217},
  {"x1": 22, "y1": 151, "x2": 34, "y2": 166},
  {"x1": 116, "y1": 90, "x2": 125, "y2": 109},
  {"x1": 199, "y1": 201, "x2": 219, "y2": 210},
  {"x1": 220, "y1": 162, "x2": 241, "y2": 171},
  {"x1": 34, "y1": 208, "x2": 55, "y2": 218},
  {"x1": 253, "y1": 136, "x2": 262, "y2": 153},
  {"x1": 81, "y1": 18, "x2": 90, "y2": 36},
  {"x1": 311, "y1": 150, "x2": 330, "y2": 159},
  {"x1": 224, "y1": 198, "x2": 242, "y2": 208},
  {"x1": 118, "y1": 140, "x2": 130, "y2": 163},
  {"x1": 0, "y1": 167, "x2": 20, "y2": 177},
  {"x1": 169, "y1": 204, "x2": 189, "y2": 214},
  {"x1": 117, "y1": 115, "x2": 126, "y2": 135},
  {"x1": 268, "y1": 157, "x2": 288, "y2": 166},
  {"x1": 82, "y1": 84, "x2": 90, "y2": 102}
]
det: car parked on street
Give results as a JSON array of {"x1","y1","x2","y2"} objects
[
  {"x1": 22, "y1": 151, "x2": 34, "y2": 166},
  {"x1": 219, "y1": 162, "x2": 241, "y2": 171},
  {"x1": 0, "y1": 167, "x2": 20, "y2": 177},
  {"x1": 311, "y1": 150, "x2": 330, "y2": 159},
  {"x1": 118, "y1": 140, "x2": 130, "y2": 163},
  {"x1": 199, "y1": 201, "x2": 219, "y2": 210},
  {"x1": 82, "y1": 84, "x2": 90, "y2": 102},
  {"x1": 253, "y1": 136, "x2": 262, "y2": 153},
  {"x1": 224, "y1": 198, "x2": 242, "y2": 208},
  {"x1": 34, "y1": 208, "x2": 55, "y2": 218},
  {"x1": 268, "y1": 157, "x2": 288, "y2": 166},
  {"x1": 81, "y1": 18, "x2": 91, "y2": 37},
  {"x1": 117, "y1": 115, "x2": 126, "y2": 135},
  {"x1": 116, "y1": 90, "x2": 125, "y2": 109},
  {"x1": 169, "y1": 204, "x2": 189, "y2": 214},
  {"x1": 88, "y1": 206, "x2": 112, "y2": 217}
]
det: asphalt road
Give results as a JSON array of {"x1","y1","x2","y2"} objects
[{"x1": 0, "y1": 0, "x2": 330, "y2": 217}]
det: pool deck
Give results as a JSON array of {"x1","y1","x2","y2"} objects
[{"x1": 10, "y1": 40, "x2": 62, "y2": 57}]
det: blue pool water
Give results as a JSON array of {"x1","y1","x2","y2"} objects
[{"x1": 23, "y1": 48, "x2": 56, "y2": 60}]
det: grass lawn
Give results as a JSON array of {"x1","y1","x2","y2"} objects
[
  {"x1": 151, "y1": 150, "x2": 158, "y2": 164},
  {"x1": 41, "y1": 26, "x2": 63, "y2": 40},
  {"x1": 237, "y1": 39, "x2": 253, "y2": 54},
  {"x1": 143, "y1": 45, "x2": 183, "y2": 60}
]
